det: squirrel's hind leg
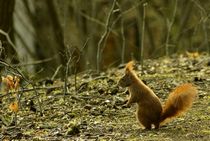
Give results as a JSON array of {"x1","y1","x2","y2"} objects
[
  {"x1": 154, "y1": 122, "x2": 160, "y2": 129},
  {"x1": 145, "y1": 126, "x2": 152, "y2": 130},
  {"x1": 140, "y1": 121, "x2": 152, "y2": 130},
  {"x1": 144, "y1": 125, "x2": 152, "y2": 130}
]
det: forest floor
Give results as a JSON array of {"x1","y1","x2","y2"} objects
[{"x1": 0, "y1": 53, "x2": 210, "y2": 141}]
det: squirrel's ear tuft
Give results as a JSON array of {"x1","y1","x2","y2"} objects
[{"x1": 125, "y1": 61, "x2": 134, "y2": 72}]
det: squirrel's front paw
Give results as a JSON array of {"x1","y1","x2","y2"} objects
[
  {"x1": 122, "y1": 101, "x2": 131, "y2": 108},
  {"x1": 122, "y1": 104, "x2": 129, "y2": 108},
  {"x1": 123, "y1": 99, "x2": 128, "y2": 105}
]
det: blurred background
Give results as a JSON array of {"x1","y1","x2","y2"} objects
[{"x1": 0, "y1": 0, "x2": 209, "y2": 78}]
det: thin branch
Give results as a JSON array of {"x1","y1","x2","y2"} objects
[
  {"x1": 79, "y1": 11, "x2": 106, "y2": 28},
  {"x1": 121, "y1": 1, "x2": 144, "y2": 16},
  {"x1": 165, "y1": 0, "x2": 178, "y2": 56},
  {"x1": 0, "y1": 29, "x2": 18, "y2": 53},
  {"x1": 96, "y1": 0, "x2": 117, "y2": 73},
  {"x1": 120, "y1": 15, "x2": 125, "y2": 64},
  {"x1": 64, "y1": 46, "x2": 72, "y2": 99},
  {"x1": 0, "y1": 84, "x2": 69, "y2": 98},
  {"x1": 116, "y1": 2, "x2": 126, "y2": 64},
  {"x1": 99, "y1": 10, "x2": 121, "y2": 59},
  {"x1": 51, "y1": 65, "x2": 62, "y2": 80},
  {"x1": 77, "y1": 1, "x2": 144, "y2": 36},
  {"x1": 12, "y1": 57, "x2": 55, "y2": 67},
  {"x1": 0, "y1": 40, "x2": 3, "y2": 56},
  {"x1": 0, "y1": 60, "x2": 43, "y2": 115},
  {"x1": 74, "y1": 38, "x2": 89, "y2": 93},
  {"x1": 140, "y1": 3, "x2": 147, "y2": 72},
  {"x1": 192, "y1": 0, "x2": 210, "y2": 54}
]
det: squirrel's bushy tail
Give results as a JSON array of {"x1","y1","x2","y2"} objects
[{"x1": 160, "y1": 83, "x2": 197, "y2": 123}]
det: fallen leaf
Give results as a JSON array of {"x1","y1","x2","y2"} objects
[{"x1": 9, "y1": 101, "x2": 19, "y2": 113}]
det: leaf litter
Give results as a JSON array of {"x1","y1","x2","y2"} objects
[{"x1": 0, "y1": 53, "x2": 210, "y2": 140}]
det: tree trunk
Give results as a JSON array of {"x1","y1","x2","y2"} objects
[
  {"x1": 32, "y1": 0, "x2": 65, "y2": 77},
  {"x1": 0, "y1": 0, "x2": 17, "y2": 63}
]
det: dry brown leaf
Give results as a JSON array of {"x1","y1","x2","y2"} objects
[
  {"x1": 1, "y1": 75, "x2": 20, "y2": 91},
  {"x1": 186, "y1": 51, "x2": 199, "y2": 59},
  {"x1": 9, "y1": 101, "x2": 19, "y2": 113}
]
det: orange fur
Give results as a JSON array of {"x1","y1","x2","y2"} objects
[
  {"x1": 118, "y1": 61, "x2": 197, "y2": 129},
  {"x1": 125, "y1": 61, "x2": 134, "y2": 71},
  {"x1": 161, "y1": 83, "x2": 197, "y2": 122}
]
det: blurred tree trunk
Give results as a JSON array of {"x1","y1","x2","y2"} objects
[
  {"x1": 33, "y1": 0, "x2": 65, "y2": 77},
  {"x1": 0, "y1": 0, "x2": 18, "y2": 63}
]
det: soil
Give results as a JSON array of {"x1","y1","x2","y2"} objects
[{"x1": 0, "y1": 53, "x2": 210, "y2": 141}]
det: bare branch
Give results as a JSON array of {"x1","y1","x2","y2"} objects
[
  {"x1": 96, "y1": 0, "x2": 117, "y2": 73},
  {"x1": 0, "y1": 29, "x2": 18, "y2": 53},
  {"x1": 165, "y1": 0, "x2": 178, "y2": 56},
  {"x1": 0, "y1": 60, "x2": 43, "y2": 115},
  {"x1": 12, "y1": 57, "x2": 55, "y2": 67},
  {"x1": 140, "y1": 3, "x2": 147, "y2": 72}
]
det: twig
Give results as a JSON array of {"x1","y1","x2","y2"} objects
[
  {"x1": 51, "y1": 65, "x2": 62, "y2": 80},
  {"x1": 79, "y1": 11, "x2": 106, "y2": 29},
  {"x1": 165, "y1": 0, "x2": 178, "y2": 56},
  {"x1": 96, "y1": 0, "x2": 117, "y2": 73},
  {"x1": 0, "y1": 60, "x2": 43, "y2": 115},
  {"x1": 74, "y1": 38, "x2": 89, "y2": 93},
  {"x1": 12, "y1": 57, "x2": 55, "y2": 67},
  {"x1": 77, "y1": 0, "x2": 143, "y2": 34},
  {"x1": 0, "y1": 40, "x2": 4, "y2": 56},
  {"x1": 0, "y1": 84, "x2": 69, "y2": 98},
  {"x1": 63, "y1": 45, "x2": 80, "y2": 98},
  {"x1": 121, "y1": 1, "x2": 144, "y2": 16},
  {"x1": 118, "y1": 2, "x2": 126, "y2": 64},
  {"x1": 202, "y1": 20, "x2": 209, "y2": 54},
  {"x1": 140, "y1": 3, "x2": 147, "y2": 71},
  {"x1": 192, "y1": 0, "x2": 210, "y2": 54},
  {"x1": 64, "y1": 47, "x2": 72, "y2": 99},
  {"x1": 100, "y1": 9, "x2": 121, "y2": 61},
  {"x1": 0, "y1": 29, "x2": 18, "y2": 53}
]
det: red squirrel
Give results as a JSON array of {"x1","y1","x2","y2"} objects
[{"x1": 118, "y1": 61, "x2": 197, "y2": 129}]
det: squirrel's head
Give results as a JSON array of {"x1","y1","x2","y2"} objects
[{"x1": 118, "y1": 61, "x2": 134, "y2": 87}]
